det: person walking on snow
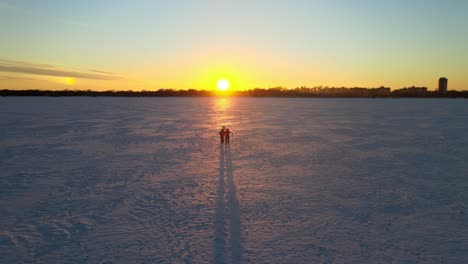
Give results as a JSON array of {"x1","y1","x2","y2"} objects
[
  {"x1": 225, "y1": 128, "x2": 231, "y2": 144},
  {"x1": 219, "y1": 126, "x2": 226, "y2": 144}
]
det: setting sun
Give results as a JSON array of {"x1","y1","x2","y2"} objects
[
  {"x1": 64, "y1": 77, "x2": 75, "y2": 86},
  {"x1": 217, "y1": 79, "x2": 230, "y2": 91}
]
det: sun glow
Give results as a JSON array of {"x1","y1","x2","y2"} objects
[
  {"x1": 64, "y1": 77, "x2": 75, "y2": 85},
  {"x1": 217, "y1": 79, "x2": 230, "y2": 91}
]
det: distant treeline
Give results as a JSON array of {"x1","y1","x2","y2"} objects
[{"x1": 1, "y1": 87, "x2": 467, "y2": 98}]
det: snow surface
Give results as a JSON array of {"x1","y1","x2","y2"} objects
[{"x1": 1, "y1": 97, "x2": 467, "y2": 263}]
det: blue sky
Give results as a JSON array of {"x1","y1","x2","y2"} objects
[{"x1": 1, "y1": 0, "x2": 467, "y2": 90}]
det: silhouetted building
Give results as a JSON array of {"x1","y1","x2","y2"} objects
[
  {"x1": 438, "y1": 77, "x2": 448, "y2": 94},
  {"x1": 374, "y1": 86, "x2": 391, "y2": 96}
]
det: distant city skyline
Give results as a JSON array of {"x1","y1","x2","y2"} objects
[{"x1": 1, "y1": 0, "x2": 467, "y2": 91}]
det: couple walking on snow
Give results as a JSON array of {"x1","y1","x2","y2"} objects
[{"x1": 219, "y1": 126, "x2": 232, "y2": 144}]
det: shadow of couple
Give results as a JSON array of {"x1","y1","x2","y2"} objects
[{"x1": 213, "y1": 144, "x2": 242, "y2": 263}]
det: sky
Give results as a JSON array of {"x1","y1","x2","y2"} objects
[{"x1": 1, "y1": 0, "x2": 467, "y2": 91}]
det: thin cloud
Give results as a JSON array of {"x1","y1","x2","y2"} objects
[
  {"x1": 0, "y1": 75, "x2": 45, "y2": 81},
  {"x1": 0, "y1": 60, "x2": 121, "y2": 80},
  {"x1": 90, "y1": 69, "x2": 115, "y2": 75}
]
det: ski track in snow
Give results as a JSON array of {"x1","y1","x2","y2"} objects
[{"x1": 0, "y1": 97, "x2": 467, "y2": 263}]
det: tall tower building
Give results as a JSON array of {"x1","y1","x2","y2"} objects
[{"x1": 438, "y1": 77, "x2": 448, "y2": 94}]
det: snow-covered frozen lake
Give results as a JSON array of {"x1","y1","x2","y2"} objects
[{"x1": 1, "y1": 97, "x2": 467, "y2": 263}]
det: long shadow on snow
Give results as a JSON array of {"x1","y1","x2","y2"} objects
[
  {"x1": 213, "y1": 144, "x2": 243, "y2": 264},
  {"x1": 213, "y1": 144, "x2": 226, "y2": 263}
]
